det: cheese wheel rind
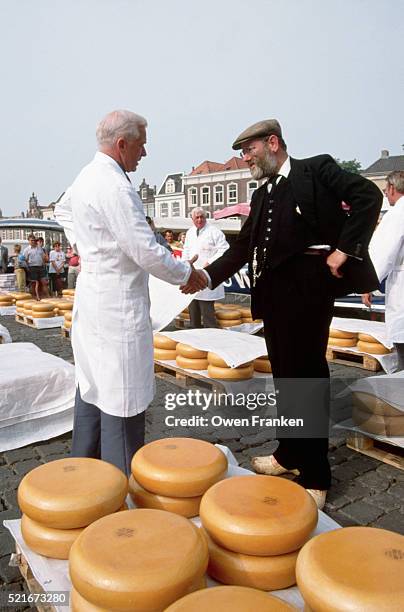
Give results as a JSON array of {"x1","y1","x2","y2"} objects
[
  {"x1": 18, "y1": 458, "x2": 128, "y2": 529},
  {"x1": 128, "y1": 475, "x2": 201, "y2": 517},
  {"x1": 358, "y1": 333, "x2": 376, "y2": 342},
  {"x1": 352, "y1": 405, "x2": 404, "y2": 436},
  {"x1": 352, "y1": 391, "x2": 404, "y2": 417},
  {"x1": 357, "y1": 340, "x2": 391, "y2": 355},
  {"x1": 296, "y1": 526, "x2": 404, "y2": 612},
  {"x1": 69, "y1": 509, "x2": 208, "y2": 611},
  {"x1": 165, "y1": 586, "x2": 298, "y2": 611},
  {"x1": 200, "y1": 475, "x2": 318, "y2": 556},
  {"x1": 329, "y1": 328, "x2": 357, "y2": 339},
  {"x1": 208, "y1": 364, "x2": 253, "y2": 380},
  {"x1": 328, "y1": 337, "x2": 357, "y2": 347},
  {"x1": 253, "y1": 358, "x2": 272, "y2": 373},
  {"x1": 153, "y1": 333, "x2": 178, "y2": 350},
  {"x1": 176, "y1": 343, "x2": 208, "y2": 359},
  {"x1": 176, "y1": 355, "x2": 209, "y2": 370},
  {"x1": 218, "y1": 319, "x2": 243, "y2": 327},
  {"x1": 131, "y1": 437, "x2": 228, "y2": 498},
  {"x1": 216, "y1": 309, "x2": 242, "y2": 320},
  {"x1": 31, "y1": 312, "x2": 55, "y2": 318},
  {"x1": 21, "y1": 514, "x2": 83, "y2": 559},
  {"x1": 31, "y1": 303, "x2": 55, "y2": 312},
  {"x1": 154, "y1": 348, "x2": 177, "y2": 360}
]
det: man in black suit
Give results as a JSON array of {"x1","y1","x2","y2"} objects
[
  {"x1": 0, "y1": 238, "x2": 8, "y2": 273},
  {"x1": 182, "y1": 119, "x2": 382, "y2": 508}
]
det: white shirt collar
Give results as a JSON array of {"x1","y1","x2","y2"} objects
[{"x1": 267, "y1": 156, "x2": 290, "y2": 191}]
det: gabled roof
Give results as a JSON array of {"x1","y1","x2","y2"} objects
[
  {"x1": 157, "y1": 173, "x2": 183, "y2": 196},
  {"x1": 190, "y1": 157, "x2": 248, "y2": 175},
  {"x1": 222, "y1": 156, "x2": 249, "y2": 171},
  {"x1": 363, "y1": 155, "x2": 404, "y2": 175}
]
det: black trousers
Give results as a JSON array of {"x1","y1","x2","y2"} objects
[
  {"x1": 260, "y1": 254, "x2": 335, "y2": 490},
  {"x1": 189, "y1": 299, "x2": 219, "y2": 328}
]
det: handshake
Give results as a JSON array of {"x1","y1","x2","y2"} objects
[{"x1": 180, "y1": 255, "x2": 209, "y2": 294}]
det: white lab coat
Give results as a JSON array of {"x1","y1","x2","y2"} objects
[
  {"x1": 369, "y1": 195, "x2": 404, "y2": 343},
  {"x1": 55, "y1": 152, "x2": 190, "y2": 417},
  {"x1": 182, "y1": 223, "x2": 229, "y2": 300}
]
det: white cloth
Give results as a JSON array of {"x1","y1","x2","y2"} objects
[
  {"x1": 55, "y1": 152, "x2": 191, "y2": 418},
  {"x1": 0, "y1": 323, "x2": 12, "y2": 343},
  {"x1": 48, "y1": 249, "x2": 65, "y2": 273},
  {"x1": 369, "y1": 195, "x2": 404, "y2": 343},
  {"x1": 182, "y1": 222, "x2": 229, "y2": 300}
]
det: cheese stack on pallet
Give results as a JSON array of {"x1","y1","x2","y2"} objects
[
  {"x1": 3, "y1": 291, "x2": 32, "y2": 302},
  {"x1": 165, "y1": 585, "x2": 298, "y2": 611},
  {"x1": 179, "y1": 307, "x2": 190, "y2": 321},
  {"x1": 16, "y1": 299, "x2": 36, "y2": 315},
  {"x1": 176, "y1": 343, "x2": 209, "y2": 370},
  {"x1": 154, "y1": 333, "x2": 178, "y2": 360},
  {"x1": 0, "y1": 294, "x2": 13, "y2": 307},
  {"x1": 69, "y1": 508, "x2": 209, "y2": 612},
  {"x1": 62, "y1": 289, "x2": 75, "y2": 299},
  {"x1": 207, "y1": 352, "x2": 254, "y2": 380},
  {"x1": 328, "y1": 328, "x2": 358, "y2": 348},
  {"x1": 296, "y1": 527, "x2": 404, "y2": 611},
  {"x1": 199, "y1": 475, "x2": 318, "y2": 591},
  {"x1": 31, "y1": 302, "x2": 55, "y2": 318},
  {"x1": 352, "y1": 390, "x2": 404, "y2": 436},
  {"x1": 357, "y1": 333, "x2": 392, "y2": 355},
  {"x1": 216, "y1": 308, "x2": 243, "y2": 328},
  {"x1": 130, "y1": 438, "x2": 228, "y2": 518},
  {"x1": 18, "y1": 458, "x2": 128, "y2": 560}
]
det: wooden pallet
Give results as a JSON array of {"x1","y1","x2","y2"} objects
[
  {"x1": 12, "y1": 545, "x2": 58, "y2": 612},
  {"x1": 174, "y1": 317, "x2": 190, "y2": 329},
  {"x1": 347, "y1": 431, "x2": 404, "y2": 471},
  {"x1": 326, "y1": 347, "x2": 381, "y2": 371},
  {"x1": 61, "y1": 326, "x2": 71, "y2": 339},
  {"x1": 154, "y1": 359, "x2": 226, "y2": 392}
]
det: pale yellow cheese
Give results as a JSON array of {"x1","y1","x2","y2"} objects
[
  {"x1": 296, "y1": 526, "x2": 404, "y2": 612},
  {"x1": 131, "y1": 438, "x2": 228, "y2": 497},
  {"x1": 69, "y1": 509, "x2": 208, "y2": 612},
  {"x1": 358, "y1": 333, "x2": 376, "y2": 342},
  {"x1": 164, "y1": 586, "x2": 298, "y2": 611},
  {"x1": 203, "y1": 528, "x2": 298, "y2": 590},
  {"x1": 200, "y1": 475, "x2": 317, "y2": 556},
  {"x1": 55, "y1": 301, "x2": 73, "y2": 311},
  {"x1": 352, "y1": 391, "x2": 404, "y2": 417},
  {"x1": 31, "y1": 312, "x2": 55, "y2": 318},
  {"x1": 176, "y1": 343, "x2": 208, "y2": 359},
  {"x1": 328, "y1": 337, "x2": 357, "y2": 347},
  {"x1": 218, "y1": 319, "x2": 243, "y2": 327},
  {"x1": 357, "y1": 340, "x2": 391, "y2": 355},
  {"x1": 154, "y1": 333, "x2": 178, "y2": 350},
  {"x1": 253, "y1": 357, "x2": 272, "y2": 373},
  {"x1": 216, "y1": 309, "x2": 242, "y2": 320},
  {"x1": 18, "y1": 458, "x2": 128, "y2": 529},
  {"x1": 329, "y1": 329, "x2": 357, "y2": 339},
  {"x1": 207, "y1": 353, "x2": 252, "y2": 369},
  {"x1": 352, "y1": 405, "x2": 404, "y2": 436},
  {"x1": 128, "y1": 475, "x2": 201, "y2": 517},
  {"x1": 21, "y1": 514, "x2": 83, "y2": 560},
  {"x1": 207, "y1": 364, "x2": 253, "y2": 380},
  {"x1": 176, "y1": 355, "x2": 209, "y2": 370},
  {"x1": 64, "y1": 311, "x2": 73, "y2": 322},
  {"x1": 32, "y1": 303, "x2": 54, "y2": 312},
  {"x1": 154, "y1": 348, "x2": 177, "y2": 360}
]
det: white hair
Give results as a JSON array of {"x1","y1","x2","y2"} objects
[
  {"x1": 191, "y1": 207, "x2": 207, "y2": 219},
  {"x1": 96, "y1": 109, "x2": 147, "y2": 147}
]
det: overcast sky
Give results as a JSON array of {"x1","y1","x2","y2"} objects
[{"x1": 0, "y1": 0, "x2": 402, "y2": 216}]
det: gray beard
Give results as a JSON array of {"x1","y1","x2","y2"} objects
[{"x1": 250, "y1": 150, "x2": 278, "y2": 180}]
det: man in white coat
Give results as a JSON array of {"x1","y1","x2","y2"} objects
[
  {"x1": 182, "y1": 208, "x2": 229, "y2": 327},
  {"x1": 362, "y1": 171, "x2": 404, "y2": 370},
  {"x1": 55, "y1": 110, "x2": 206, "y2": 475}
]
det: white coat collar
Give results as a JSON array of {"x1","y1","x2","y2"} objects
[{"x1": 94, "y1": 151, "x2": 129, "y2": 181}]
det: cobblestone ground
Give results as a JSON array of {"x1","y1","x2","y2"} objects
[{"x1": 1, "y1": 315, "x2": 403, "y2": 605}]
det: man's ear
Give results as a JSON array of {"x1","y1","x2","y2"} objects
[
  {"x1": 117, "y1": 137, "x2": 126, "y2": 152},
  {"x1": 268, "y1": 134, "x2": 280, "y2": 153}
]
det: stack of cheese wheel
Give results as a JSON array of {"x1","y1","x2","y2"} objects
[
  {"x1": 53, "y1": 299, "x2": 73, "y2": 314},
  {"x1": 64, "y1": 310, "x2": 73, "y2": 330},
  {"x1": 296, "y1": 526, "x2": 404, "y2": 611},
  {"x1": 207, "y1": 352, "x2": 254, "y2": 381},
  {"x1": 69, "y1": 508, "x2": 208, "y2": 611},
  {"x1": 216, "y1": 308, "x2": 242, "y2": 328},
  {"x1": 31, "y1": 302, "x2": 55, "y2": 318},
  {"x1": 16, "y1": 299, "x2": 31, "y2": 315},
  {"x1": 154, "y1": 333, "x2": 178, "y2": 360},
  {"x1": 18, "y1": 458, "x2": 128, "y2": 560},
  {"x1": 0, "y1": 294, "x2": 13, "y2": 307},
  {"x1": 239, "y1": 307, "x2": 253, "y2": 323},
  {"x1": 23, "y1": 300, "x2": 37, "y2": 317},
  {"x1": 165, "y1": 585, "x2": 298, "y2": 611},
  {"x1": 8, "y1": 291, "x2": 32, "y2": 302},
  {"x1": 328, "y1": 328, "x2": 358, "y2": 348},
  {"x1": 176, "y1": 343, "x2": 208, "y2": 370},
  {"x1": 253, "y1": 354, "x2": 272, "y2": 373},
  {"x1": 352, "y1": 391, "x2": 404, "y2": 436},
  {"x1": 199, "y1": 475, "x2": 318, "y2": 591},
  {"x1": 357, "y1": 333, "x2": 392, "y2": 355},
  {"x1": 62, "y1": 289, "x2": 75, "y2": 299},
  {"x1": 130, "y1": 438, "x2": 228, "y2": 518},
  {"x1": 179, "y1": 307, "x2": 190, "y2": 321}
]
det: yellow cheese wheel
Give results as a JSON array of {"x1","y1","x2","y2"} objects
[
  {"x1": 254, "y1": 357, "x2": 272, "y2": 373},
  {"x1": 165, "y1": 586, "x2": 298, "y2": 611},
  {"x1": 358, "y1": 333, "x2": 376, "y2": 342},
  {"x1": 153, "y1": 333, "x2": 178, "y2": 350},
  {"x1": 352, "y1": 391, "x2": 404, "y2": 417},
  {"x1": 200, "y1": 475, "x2": 317, "y2": 556},
  {"x1": 31, "y1": 312, "x2": 55, "y2": 318},
  {"x1": 352, "y1": 405, "x2": 404, "y2": 436},
  {"x1": 0, "y1": 301, "x2": 13, "y2": 306},
  {"x1": 55, "y1": 301, "x2": 73, "y2": 311},
  {"x1": 176, "y1": 355, "x2": 209, "y2": 370},
  {"x1": 0, "y1": 295, "x2": 13, "y2": 302},
  {"x1": 214, "y1": 302, "x2": 225, "y2": 310},
  {"x1": 239, "y1": 308, "x2": 252, "y2": 318},
  {"x1": 128, "y1": 475, "x2": 201, "y2": 518},
  {"x1": 16, "y1": 299, "x2": 33, "y2": 307},
  {"x1": 328, "y1": 337, "x2": 357, "y2": 347},
  {"x1": 207, "y1": 352, "x2": 252, "y2": 369},
  {"x1": 69, "y1": 509, "x2": 208, "y2": 612},
  {"x1": 64, "y1": 311, "x2": 72, "y2": 322},
  {"x1": 216, "y1": 309, "x2": 242, "y2": 320},
  {"x1": 62, "y1": 289, "x2": 75, "y2": 296},
  {"x1": 154, "y1": 348, "x2": 177, "y2": 360},
  {"x1": 203, "y1": 529, "x2": 298, "y2": 590},
  {"x1": 32, "y1": 303, "x2": 54, "y2": 312},
  {"x1": 18, "y1": 458, "x2": 128, "y2": 529},
  {"x1": 219, "y1": 319, "x2": 243, "y2": 327},
  {"x1": 357, "y1": 340, "x2": 391, "y2": 355},
  {"x1": 131, "y1": 438, "x2": 228, "y2": 498},
  {"x1": 207, "y1": 364, "x2": 253, "y2": 380},
  {"x1": 21, "y1": 514, "x2": 83, "y2": 560},
  {"x1": 65, "y1": 321, "x2": 72, "y2": 329},
  {"x1": 329, "y1": 328, "x2": 358, "y2": 339},
  {"x1": 179, "y1": 312, "x2": 190, "y2": 320},
  {"x1": 176, "y1": 343, "x2": 208, "y2": 359},
  {"x1": 242, "y1": 317, "x2": 254, "y2": 323},
  {"x1": 296, "y1": 526, "x2": 404, "y2": 612},
  {"x1": 12, "y1": 292, "x2": 32, "y2": 300}
]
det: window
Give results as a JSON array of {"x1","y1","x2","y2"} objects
[
  {"x1": 201, "y1": 186, "x2": 210, "y2": 206},
  {"x1": 141, "y1": 188, "x2": 148, "y2": 200},
  {"x1": 228, "y1": 183, "x2": 238, "y2": 204},
  {"x1": 247, "y1": 181, "x2": 258, "y2": 202},
  {"x1": 160, "y1": 203, "x2": 169, "y2": 217},
  {"x1": 188, "y1": 187, "x2": 197, "y2": 207},
  {"x1": 214, "y1": 185, "x2": 224, "y2": 205},
  {"x1": 171, "y1": 202, "x2": 180, "y2": 217},
  {"x1": 166, "y1": 179, "x2": 175, "y2": 194}
]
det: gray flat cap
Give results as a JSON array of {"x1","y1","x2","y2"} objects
[{"x1": 232, "y1": 119, "x2": 282, "y2": 150}]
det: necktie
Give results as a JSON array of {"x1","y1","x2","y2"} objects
[{"x1": 196, "y1": 229, "x2": 200, "y2": 237}]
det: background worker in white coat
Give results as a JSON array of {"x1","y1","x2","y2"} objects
[
  {"x1": 55, "y1": 110, "x2": 206, "y2": 475},
  {"x1": 182, "y1": 207, "x2": 229, "y2": 327},
  {"x1": 362, "y1": 171, "x2": 404, "y2": 370}
]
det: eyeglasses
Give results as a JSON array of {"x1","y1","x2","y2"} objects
[{"x1": 240, "y1": 137, "x2": 269, "y2": 157}]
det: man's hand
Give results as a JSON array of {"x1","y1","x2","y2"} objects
[
  {"x1": 326, "y1": 250, "x2": 348, "y2": 278},
  {"x1": 180, "y1": 269, "x2": 208, "y2": 294},
  {"x1": 362, "y1": 293, "x2": 372, "y2": 308}
]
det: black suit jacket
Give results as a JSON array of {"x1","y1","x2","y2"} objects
[{"x1": 206, "y1": 155, "x2": 382, "y2": 313}]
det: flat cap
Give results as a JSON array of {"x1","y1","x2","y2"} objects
[{"x1": 232, "y1": 119, "x2": 282, "y2": 150}]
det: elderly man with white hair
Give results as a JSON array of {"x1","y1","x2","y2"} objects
[
  {"x1": 55, "y1": 109, "x2": 206, "y2": 475},
  {"x1": 182, "y1": 207, "x2": 229, "y2": 328}
]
